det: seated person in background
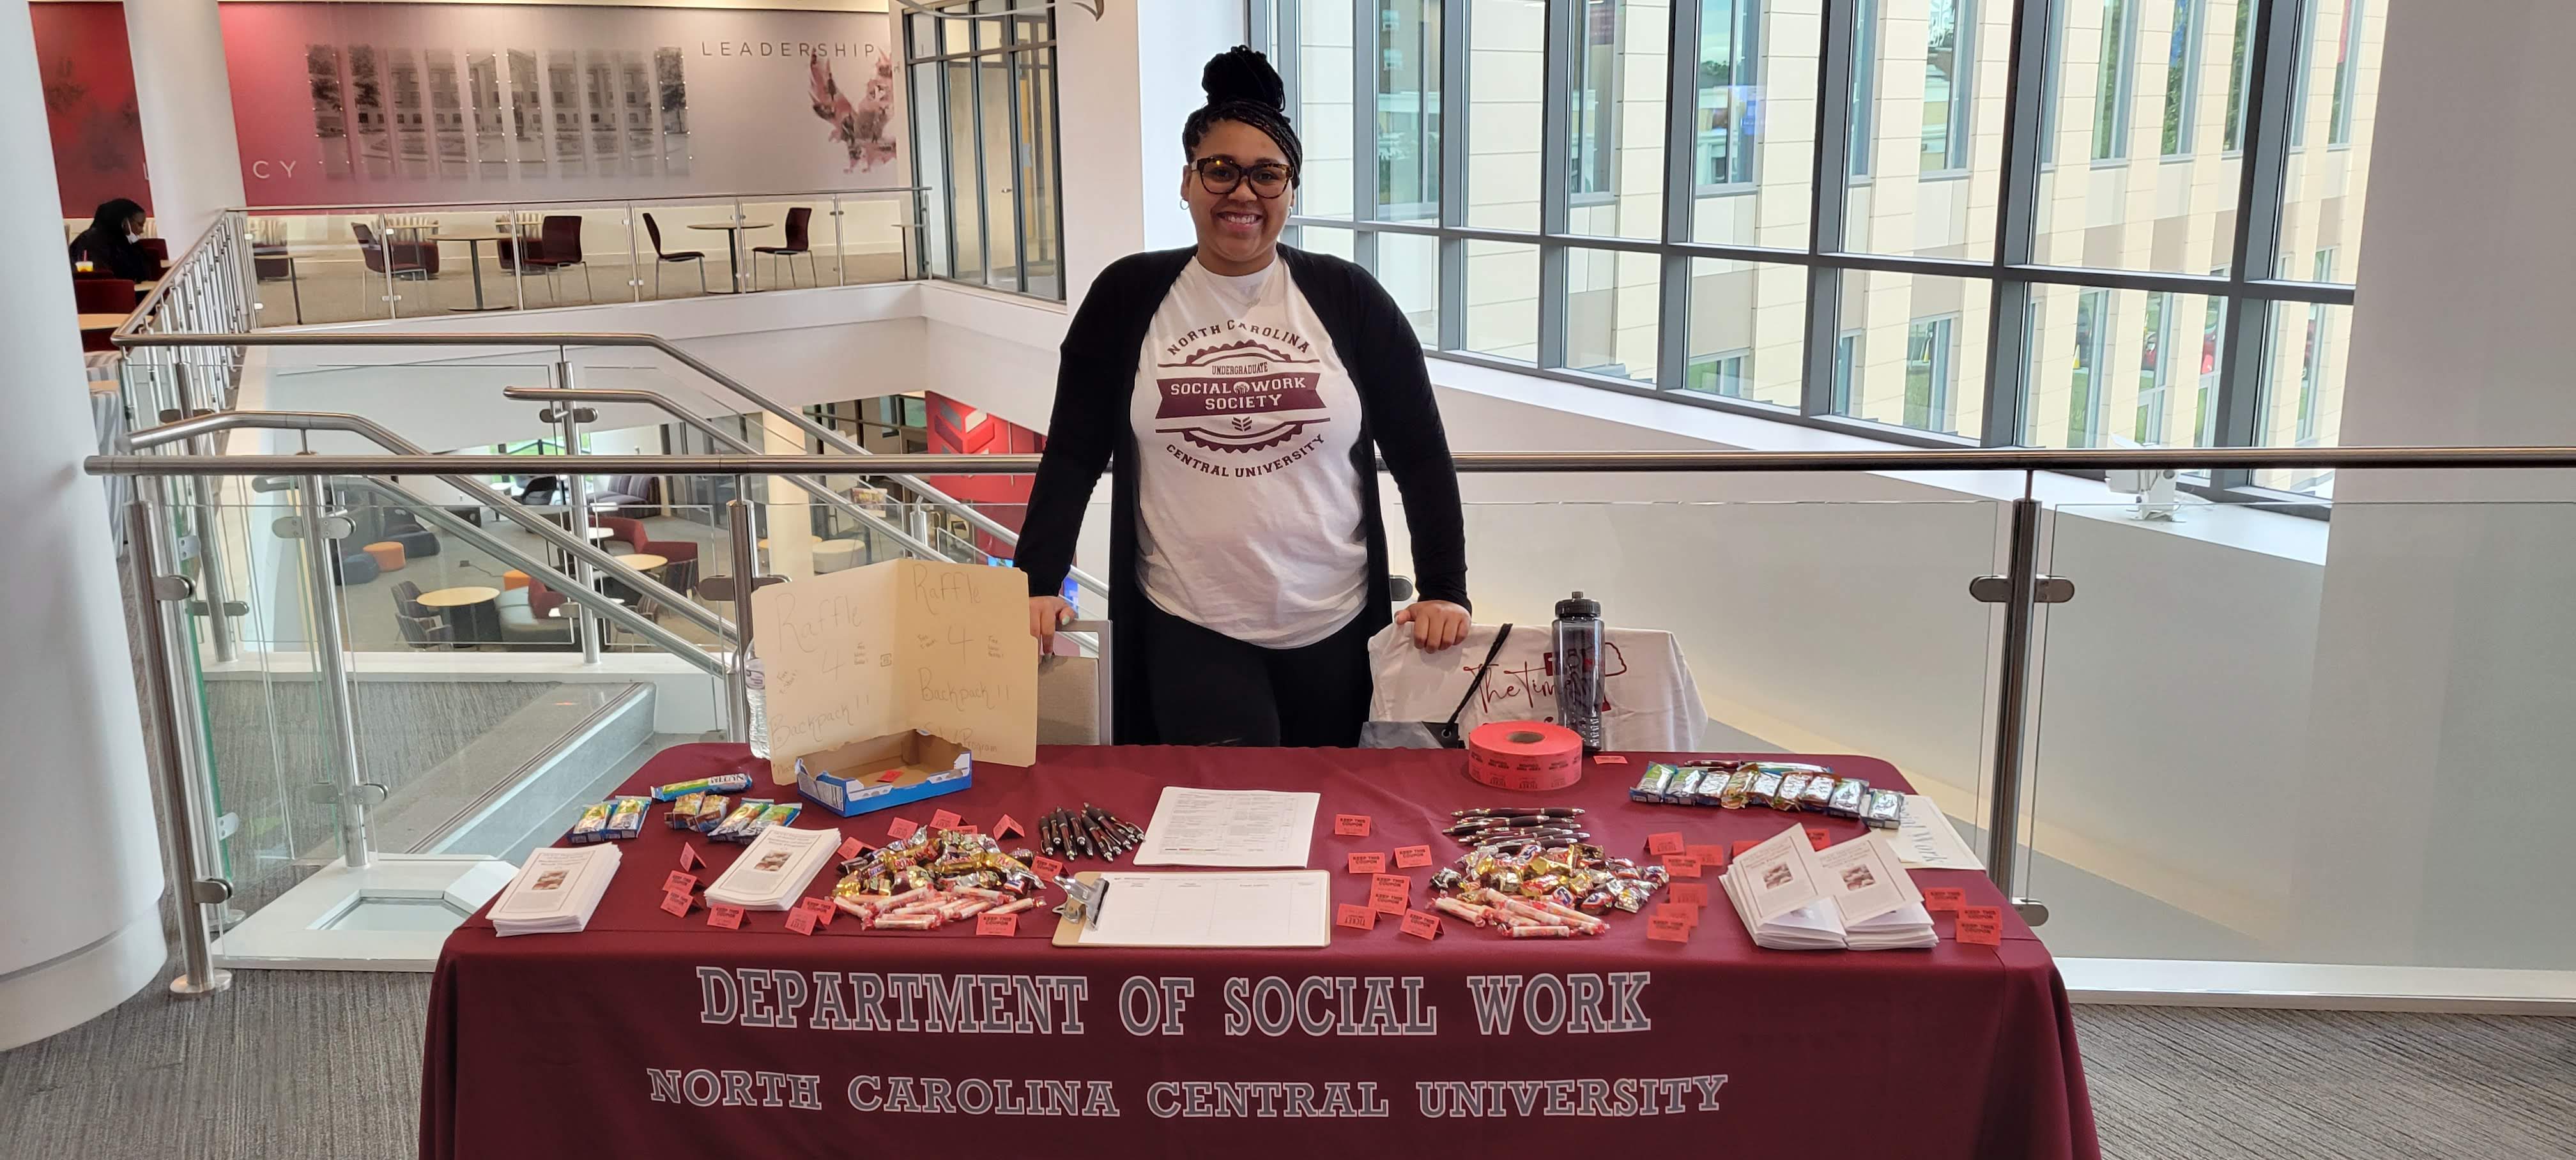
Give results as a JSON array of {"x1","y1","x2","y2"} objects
[{"x1": 68, "y1": 198, "x2": 155, "y2": 282}]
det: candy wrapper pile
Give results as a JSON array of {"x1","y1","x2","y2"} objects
[
  {"x1": 1423, "y1": 834, "x2": 1673, "y2": 939},
  {"x1": 827, "y1": 825, "x2": 1048, "y2": 931}
]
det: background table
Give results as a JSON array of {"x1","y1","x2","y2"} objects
[
  {"x1": 687, "y1": 222, "x2": 772, "y2": 293},
  {"x1": 422, "y1": 745, "x2": 2096, "y2": 1159},
  {"x1": 438, "y1": 233, "x2": 516, "y2": 312},
  {"x1": 416, "y1": 586, "x2": 499, "y2": 644}
]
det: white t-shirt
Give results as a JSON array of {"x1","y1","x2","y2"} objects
[{"x1": 1131, "y1": 258, "x2": 1367, "y2": 648}]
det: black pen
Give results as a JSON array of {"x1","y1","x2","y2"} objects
[{"x1": 1452, "y1": 807, "x2": 1584, "y2": 819}]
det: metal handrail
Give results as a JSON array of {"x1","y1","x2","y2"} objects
[
  {"x1": 111, "y1": 329, "x2": 1114, "y2": 600},
  {"x1": 81, "y1": 445, "x2": 2576, "y2": 476},
  {"x1": 123, "y1": 411, "x2": 734, "y2": 643},
  {"x1": 119, "y1": 210, "x2": 249, "y2": 341},
  {"x1": 242, "y1": 187, "x2": 928, "y2": 213}
]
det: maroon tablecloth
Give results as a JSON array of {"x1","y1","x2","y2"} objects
[{"x1": 422, "y1": 744, "x2": 2097, "y2": 1159}]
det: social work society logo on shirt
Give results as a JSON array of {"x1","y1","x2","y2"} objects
[{"x1": 1152, "y1": 323, "x2": 1332, "y2": 475}]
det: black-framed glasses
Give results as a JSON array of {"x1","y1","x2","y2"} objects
[{"x1": 1192, "y1": 158, "x2": 1294, "y2": 199}]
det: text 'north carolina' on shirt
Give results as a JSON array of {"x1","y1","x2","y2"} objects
[{"x1": 1131, "y1": 257, "x2": 1367, "y2": 648}]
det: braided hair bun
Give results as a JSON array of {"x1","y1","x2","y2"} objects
[
  {"x1": 1183, "y1": 46, "x2": 1302, "y2": 185},
  {"x1": 1201, "y1": 45, "x2": 1286, "y2": 110}
]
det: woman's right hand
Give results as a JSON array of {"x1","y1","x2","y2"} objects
[{"x1": 1029, "y1": 596, "x2": 1073, "y2": 651}]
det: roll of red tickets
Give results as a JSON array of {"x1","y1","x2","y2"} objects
[{"x1": 1465, "y1": 721, "x2": 1585, "y2": 791}]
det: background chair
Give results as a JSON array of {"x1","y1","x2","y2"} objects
[
  {"x1": 533, "y1": 215, "x2": 594, "y2": 303},
  {"x1": 352, "y1": 222, "x2": 438, "y2": 280},
  {"x1": 378, "y1": 510, "x2": 441, "y2": 560},
  {"x1": 752, "y1": 207, "x2": 816, "y2": 288},
  {"x1": 390, "y1": 581, "x2": 454, "y2": 650},
  {"x1": 642, "y1": 213, "x2": 707, "y2": 298},
  {"x1": 517, "y1": 475, "x2": 562, "y2": 506},
  {"x1": 591, "y1": 474, "x2": 662, "y2": 519},
  {"x1": 599, "y1": 515, "x2": 700, "y2": 593}
]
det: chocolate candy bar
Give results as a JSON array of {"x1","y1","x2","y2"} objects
[
  {"x1": 693, "y1": 795, "x2": 732, "y2": 833},
  {"x1": 604, "y1": 796, "x2": 650, "y2": 841},
  {"x1": 666, "y1": 792, "x2": 705, "y2": 828},
  {"x1": 710, "y1": 798, "x2": 770, "y2": 843},
  {"x1": 1826, "y1": 778, "x2": 1871, "y2": 819},
  {"x1": 740, "y1": 801, "x2": 802, "y2": 840},
  {"x1": 567, "y1": 801, "x2": 613, "y2": 844},
  {"x1": 1630, "y1": 765, "x2": 1675, "y2": 803},
  {"x1": 1864, "y1": 789, "x2": 1905, "y2": 830}
]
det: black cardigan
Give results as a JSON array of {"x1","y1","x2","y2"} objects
[{"x1": 1013, "y1": 245, "x2": 1471, "y2": 744}]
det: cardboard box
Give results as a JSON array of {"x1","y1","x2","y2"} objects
[{"x1": 790, "y1": 731, "x2": 973, "y2": 818}]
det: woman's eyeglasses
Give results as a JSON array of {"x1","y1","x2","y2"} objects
[{"x1": 1193, "y1": 158, "x2": 1294, "y2": 199}]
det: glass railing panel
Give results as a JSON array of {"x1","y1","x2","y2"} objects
[
  {"x1": 160, "y1": 472, "x2": 735, "y2": 965},
  {"x1": 836, "y1": 190, "x2": 919, "y2": 286},
  {"x1": 242, "y1": 210, "x2": 412, "y2": 325},
  {"x1": 2026, "y1": 500, "x2": 2576, "y2": 990},
  {"x1": 1443, "y1": 499, "x2": 2004, "y2": 827}
]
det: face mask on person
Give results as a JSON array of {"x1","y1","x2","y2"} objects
[{"x1": 126, "y1": 233, "x2": 142, "y2": 244}]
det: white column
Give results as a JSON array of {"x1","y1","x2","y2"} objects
[
  {"x1": 124, "y1": 0, "x2": 246, "y2": 242},
  {"x1": 2285, "y1": 0, "x2": 2576, "y2": 968},
  {"x1": 0, "y1": 0, "x2": 166, "y2": 1049},
  {"x1": 1055, "y1": 0, "x2": 1243, "y2": 301}
]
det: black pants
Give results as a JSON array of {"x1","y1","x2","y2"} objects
[{"x1": 1140, "y1": 600, "x2": 1374, "y2": 747}]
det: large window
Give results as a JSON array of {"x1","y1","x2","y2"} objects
[
  {"x1": 1268, "y1": 0, "x2": 2379, "y2": 500},
  {"x1": 905, "y1": 7, "x2": 1063, "y2": 299}
]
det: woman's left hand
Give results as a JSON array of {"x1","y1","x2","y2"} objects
[{"x1": 1393, "y1": 600, "x2": 1471, "y2": 651}]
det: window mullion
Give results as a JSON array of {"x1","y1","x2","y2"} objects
[
  {"x1": 1351, "y1": 0, "x2": 1379, "y2": 269},
  {"x1": 1981, "y1": 0, "x2": 2051, "y2": 446},
  {"x1": 1655, "y1": 0, "x2": 1703, "y2": 391},
  {"x1": 1536, "y1": 0, "x2": 1576, "y2": 369},
  {"x1": 2214, "y1": 0, "x2": 2309, "y2": 481},
  {"x1": 1438, "y1": 0, "x2": 1469, "y2": 352},
  {"x1": 1804, "y1": 0, "x2": 1858, "y2": 418}
]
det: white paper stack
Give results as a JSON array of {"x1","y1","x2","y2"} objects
[
  {"x1": 490, "y1": 844, "x2": 622, "y2": 937},
  {"x1": 1719, "y1": 825, "x2": 1936, "y2": 951},
  {"x1": 705, "y1": 826, "x2": 840, "y2": 910}
]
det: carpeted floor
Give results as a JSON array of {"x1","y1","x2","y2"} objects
[{"x1": 2, "y1": 948, "x2": 2569, "y2": 1159}]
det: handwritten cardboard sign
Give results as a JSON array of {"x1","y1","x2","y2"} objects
[
  {"x1": 1956, "y1": 905, "x2": 2004, "y2": 945},
  {"x1": 1333, "y1": 814, "x2": 1372, "y2": 837},
  {"x1": 1393, "y1": 845, "x2": 1434, "y2": 869},
  {"x1": 1399, "y1": 910, "x2": 1442, "y2": 940},
  {"x1": 1347, "y1": 851, "x2": 1386, "y2": 874},
  {"x1": 753, "y1": 559, "x2": 1039, "y2": 777},
  {"x1": 1336, "y1": 904, "x2": 1377, "y2": 931}
]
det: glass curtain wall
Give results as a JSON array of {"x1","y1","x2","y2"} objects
[
  {"x1": 1264, "y1": 0, "x2": 2382, "y2": 501},
  {"x1": 903, "y1": 4, "x2": 1064, "y2": 299}
]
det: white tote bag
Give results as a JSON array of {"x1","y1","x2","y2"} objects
[{"x1": 1365, "y1": 622, "x2": 1707, "y2": 751}]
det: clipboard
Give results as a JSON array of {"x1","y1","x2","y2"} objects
[{"x1": 1050, "y1": 871, "x2": 1334, "y2": 948}]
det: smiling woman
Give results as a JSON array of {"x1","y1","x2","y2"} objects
[{"x1": 1010, "y1": 47, "x2": 1473, "y2": 749}]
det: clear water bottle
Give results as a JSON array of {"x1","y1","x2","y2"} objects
[
  {"x1": 744, "y1": 648, "x2": 770, "y2": 759},
  {"x1": 1553, "y1": 591, "x2": 1605, "y2": 754}
]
